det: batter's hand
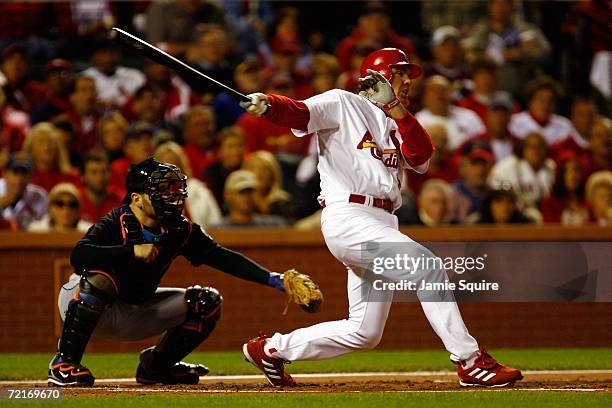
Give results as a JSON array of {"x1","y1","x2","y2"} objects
[
  {"x1": 358, "y1": 69, "x2": 399, "y2": 111},
  {"x1": 134, "y1": 243, "x2": 159, "y2": 263},
  {"x1": 240, "y1": 92, "x2": 270, "y2": 116}
]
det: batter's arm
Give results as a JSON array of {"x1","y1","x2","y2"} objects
[{"x1": 388, "y1": 105, "x2": 435, "y2": 171}]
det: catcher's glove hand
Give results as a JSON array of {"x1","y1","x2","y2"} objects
[{"x1": 282, "y1": 269, "x2": 323, "y2": 315}]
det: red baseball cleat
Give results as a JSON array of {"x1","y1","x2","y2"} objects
[
  {"x1": 242, "y1": 334, "x2": 295, "y2": 387},
  {"x1": 457, "y1": 349, "x2": 523, "y2": 387}
]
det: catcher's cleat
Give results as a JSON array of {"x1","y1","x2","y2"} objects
[
  {"x1": 242, "y1": 334, "x2": 295, "y2": 387},
  {"x1": 47, "y1": 354, "x2": 95, "y2": 387},
  {"x1": 135, "y1": 348, "x2": 209, "y2": 385},
  {"x1": 457, "y1": 349, "x2": 523, "y2": 387}
]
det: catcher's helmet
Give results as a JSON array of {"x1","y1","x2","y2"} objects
[
  {"x1": 360, "y1": 48, "x2": 422, "y2": 81},
  {"x1": 125, "y1": 157, "x2": 188, "y2": 227}
]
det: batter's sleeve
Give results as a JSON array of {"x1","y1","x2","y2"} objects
[
  {"x1": 393, "y1": 112, "x2": 435, "y2": 173},
  {"x1": 265, "y1": 89, "x2": 345, "y2": 136}
]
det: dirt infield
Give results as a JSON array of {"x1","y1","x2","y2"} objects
[{"x1": 5, "y1": 371, "x2": 610, "y2": 396}]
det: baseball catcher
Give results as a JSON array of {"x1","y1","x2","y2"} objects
[{"x1": 48, "y1": 157, "x2": 322, "y2": 387}]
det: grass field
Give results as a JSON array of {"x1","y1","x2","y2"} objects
[{"x1": 1, "y1": 349, "x2": 610, "y2": 407}]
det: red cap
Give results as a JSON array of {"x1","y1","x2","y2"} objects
[
  {"x1": 360, "y1": 48, "x2": 422, "y2": 80},
  {"x1": 44, "y1": 59, "x2": 73, "y2": 76}
]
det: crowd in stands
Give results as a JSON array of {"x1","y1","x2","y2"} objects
[{"x1": 0, "y1": 0, "x2": 610, "y2": 232}]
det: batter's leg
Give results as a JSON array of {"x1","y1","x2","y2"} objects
[{"x1": 267, "y1": 266, "x2": 393, "y2": 361}]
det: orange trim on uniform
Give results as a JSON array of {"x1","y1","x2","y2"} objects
[
  {"x1": 73, "y1": 286, "x2": 80, "y2": 301},
  {"x1": 119, "y1": 212, "x2": 128, "y2": 245},
  {"x1": 86, "y1": 269, "x2": 119, "y2": 294}
]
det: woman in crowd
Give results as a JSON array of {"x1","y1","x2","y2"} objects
[
  {"x1": 97, "y1": 111, "x2": 128, "y2": 163},
  {"x1": 540, "y1": 154, "x2": 589, "y2": 225},
  {"x1": 475, "y1": 187, "x2": 533, "y2": 225},
  {"x1": 242, "y1": 150, "x2": 294, "y2": 222},
  {"x1": 153, "y1": 141, "x2": 222, "y2": 228},
  {"x1": 585, "y1": 170, "x2": 612, "y2": 226},
  {"x1": 28, "y1": 182, "x2": 91, "y2": 232},
  {"x1": 22, "y1": 122, "x2": 80, "y2": 192}
]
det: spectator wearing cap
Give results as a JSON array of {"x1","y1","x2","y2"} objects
[
  {"x1": 488, "y1": 132, "x2": 556, "y2": 208},
  {"x1": 182, "y1": 106, "x2": 218, "y2": 181},
  {"x1": 97, "y1": 111, "x2": 128, "y2": 163},
  {"x1": 0, "y1": 44, "x2": 46, "y2": 112},
  {"x1": 463, "y1": 0, "x2": 551, "y2": 95},
  {"x1": 79, "y1": 152, "x2": 122, "y2": 224},
  {"x1": 66, "y1": 75, "x2": 101, "y2": 155},
  {"x1": 213, "y1": 170, "x2": 288, "y2": 228},
  {"x1": 188, "y1": 24, "x2": 235, "y2": 98},
  {"x1": 143, "y1": 57, "x2": 201, "y2": 125},
  {"x1": 154, "y1": 141, "x2": 221, "y2": 229},
  {"x1": 213, "y1": 58, "x2": 264, "y2": 129},
  {"x1": 540, "y1": 153, "x2": 589, "y2": 225},
  {"x1": 265, "y1": 31, "x2": 312, "y2": 100},
  {"x1": 146, "y1": 0, "x2": 226, "y2": 57},
  {"x1": 108, "y1": 122, "x2": 154, "y2": 195},
  {"x1": 509, "y1": 76, "x2": 576, "y2": 146},
  {"x1": 81, "y1": 38, "x2": 145, "y2": 108},
  {"x1": 0, "y1": 152, "x2": 47, "y2": 230},
  {"x1": 585, "y1": 170, "x2": 612, "y2": 226},
  {"x1": 334, "y1": 1, "x2": 416, "y2": 74},
  {"x1": 550, "y1": 97, "x2": 599, "y2": 167},
  {"x1": 474, "y1": 187, "x2": 533, "y2": 224},
  {"x1": 425, "y1": 25, "x2": 470, "y2": 85},
  {"x1": 29, "y1": 59, "x2": 74, "y2": 124},
  {"x1": 28, "y1": 182, "x2": 91, "y2": 232},
  {"x1": 413, "y1": 179, "x2": 456, "y2": 226},
  {"x1": 406, "y1": 116, "x2": 459, "y2": 196},
  {"x1": 416, "y1": 75, "x2": 485, "y2": 150},
  {"x1": 460, "y1": 91, "x2": 519, "y2": 163},
  {"x1": 457, "y1": 58, "x2": 520, "y2": 125},
  {"x1": 204, "y1": 126, "x2": 247, "y2": 208},
  {"x1": 23, "y1": 122, "x2": 80, "y2": 193},
  {"x1": 452, "y1": 139, "x2": 494, "y2": 222},
  {"x1": 0, "y1": 85, "x2": 29, "y2": 153}
]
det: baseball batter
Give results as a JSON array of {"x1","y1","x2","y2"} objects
[
  {"x1": 241, "y1": 48, "x2": 522, "y2": 387},
  {"x1": 47, "y1": 158, "x2": 316, "y2": 387}
]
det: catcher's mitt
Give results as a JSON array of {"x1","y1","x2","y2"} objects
[{"x1": 283, "y1": 269, "x2": 323, "y2": 315}]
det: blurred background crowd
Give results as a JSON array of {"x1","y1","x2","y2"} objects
[{"x1": 0, "y1": 0, "x2": 610, "y2": 232}]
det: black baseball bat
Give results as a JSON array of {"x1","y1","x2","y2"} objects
[{"x1": 109, "y1": 27, "x2": 250, "y2": 101}]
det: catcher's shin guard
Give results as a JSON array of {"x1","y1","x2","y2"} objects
[
  {"x1": 144, "y1": 286, "x2": 222, "y2": 373},
  {"x1": 57, "y1": 273, "x2": 116, "y2": 365}
]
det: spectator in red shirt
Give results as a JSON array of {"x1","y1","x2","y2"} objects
[
  {"x1": 551, "y1": 97, "x2": 598, "y2": 164},
  {"x1": 264, "y1": 33, "x2": 312, "y2": 100},
  {"x1": 406, "y1": 116, "x2": 458, "y2": 195},
  {"x1": 22, "y1": 122, "x2": 80, "y2": 192},
  {"x1": 588, "y1": 118, "x2": 612, "y2": 174},
  {"x1": 66, "y1": 75, "x2": 100, "y2": 155},
  {"x1": 0, "y1": 44, "x2": 46, "y2": 112},
  {"x1": 182, "y1": 106, "x2": 218, "y2": 180},
  {"x1": 30, "y1": 59, "x2": 74, "y2": 124},
  {"x1": 79, "y1": 152, "x2": 122, "y2": 223},
  {"x1": 0, "y1": 86, "x2": 29, "y2": 153},
  {"x1": 540, "y1": 153, "x2": 589, "y2": 225},
  {"x1": 109, "y1": 122, "x2": 154, "y2": 195},
  {"x1": 335, "y1": 1, "x2": 416, "y2": 73},
  {"x1": 461, "y1": 92, "x2": 519, "y2": 163}
]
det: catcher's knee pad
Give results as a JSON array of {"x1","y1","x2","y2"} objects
[
  {"x1": 184, "y1": 285, "x2": 222, "y2": 328},
  {"x1": 59, "y1": 273, "x2": 116, "y2": 364}
]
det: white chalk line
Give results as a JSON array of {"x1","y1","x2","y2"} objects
[{"x1": 1, "y1": 369, "x2": 611, "y2": 386}]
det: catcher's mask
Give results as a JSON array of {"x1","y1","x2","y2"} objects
[{"x1": 124, "y1": 157, "x2": 188, "y2": 228}]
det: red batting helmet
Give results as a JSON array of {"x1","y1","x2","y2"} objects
[{"x1": 360, "y1": 48, "x2": 422, "y2": 81}]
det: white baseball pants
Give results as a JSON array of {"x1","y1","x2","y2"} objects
[{"x1": 267, "y1": 202, "x2": 479, "y2": 362}]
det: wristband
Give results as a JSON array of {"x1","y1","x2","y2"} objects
[{"x1": 381, "y1": 98, "x2": 400, "y2": 111}]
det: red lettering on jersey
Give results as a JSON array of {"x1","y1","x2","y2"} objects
[{"x1": 356, "y1": 130, "x2": 399, "y2": 169}]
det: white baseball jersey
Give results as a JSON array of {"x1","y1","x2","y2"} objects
[
  {"x1": 82, "y1": 66, "x2": 146, "y2": 107},
  {"x1": 509, "y1": 111, "x2": 575, "y2": 145},
  {"x1": 291, "y1": 89, "x2": 427, "y2": 210},
  {"x1": 416, "y1": 106, "x2": 486, "y2": 150}
]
